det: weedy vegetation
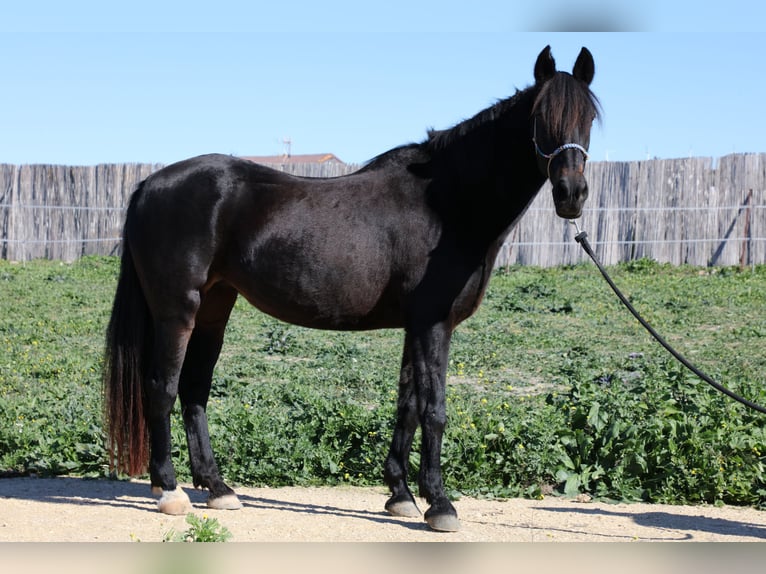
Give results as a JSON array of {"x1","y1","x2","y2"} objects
[
  {"x1": 2, "y1": 257, "x2": 766, "y2": 507},
  {"x1": 162, "y1": 513, "x2": 233, "y2": 543}
]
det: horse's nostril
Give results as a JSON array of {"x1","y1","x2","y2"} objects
[{"x1": 553, "y1": 179, "x2": 571, "y2": 202}]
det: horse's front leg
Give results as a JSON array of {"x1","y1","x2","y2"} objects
[
  {"x1": 412, "y1": 322, "x2": 459, "y2": 532},
  {"x1": 385, "y1": 323, "x2": 459, "y2": 532},
  {"x1": 384, "y1": 333, "x2": 421, "y2": 518}
]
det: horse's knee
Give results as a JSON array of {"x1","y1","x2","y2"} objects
[
  {"x1": 143, "y1": 378, "x2": 179, "y2": 415},
  {"x1": 422, "y1": 406, "x2": 447, "y2": 434}
]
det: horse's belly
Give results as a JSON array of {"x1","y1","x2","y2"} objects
[{"x1": 229, "y1": 257, "x2": 405, "y2": 331}]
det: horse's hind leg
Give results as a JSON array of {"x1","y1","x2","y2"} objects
[
  {"x1": 145, "y1": 302, "x2": 199, "y2": 515},
  {"x1": 178, "y1": 283, "x2": 241, "y2": 510},
  {"x1": 384, "y1": 333, "x2": 421, "y2": 518}
]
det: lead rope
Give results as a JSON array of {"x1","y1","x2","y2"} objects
[{"x1": 569, "y1": 220, "x2": 766, "y2": 415}]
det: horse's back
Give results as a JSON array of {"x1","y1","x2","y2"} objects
[
  {"x1": 123, "y1": 149, "x2": 500, "y2": 332},
  {"x1": 127, "y1": 153, "x2": 299, "y2": 247},
  {"x1": 123, "y1": 152, "x2": 442, "y2": 330}
]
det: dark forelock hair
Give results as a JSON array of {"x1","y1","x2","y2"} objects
[{"x1": 532, "y1": 72, "x2": 602, "y2": 141}]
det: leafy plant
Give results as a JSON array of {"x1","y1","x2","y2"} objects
[
  {"x1": 163, "y1": 513, "x2": 232, "y2": 542},
  {"x1": 546, "y1": 355, "x2": 766, "y2": 505}
]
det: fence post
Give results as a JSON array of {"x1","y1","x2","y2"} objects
[{"x1": 739, "y1": 188, "x2": 753, "y2": 270}]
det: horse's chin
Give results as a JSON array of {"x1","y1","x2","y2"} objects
[{"x1": 554, "y1": 205, "x2": 583, "y2": 219}]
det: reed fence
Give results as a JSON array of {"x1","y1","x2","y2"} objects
[{"x1": 1, "y1": 154, "x2": 764, "y2": 267}]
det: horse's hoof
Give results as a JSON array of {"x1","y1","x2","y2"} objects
[
  {"x1": 157, "y1": 488, "x2": 192, "y2": 515},
  {"x1": 207, "y1": 494, "x2": 242, "y2": 510},
  {"x1": 385, "y1": 497, "x2": 421, "y2": 518},
  {"x1": 151, "y1": 485, "x2": 163, "y2": 496},
  {"x1": 425, "y1": 513, "x2": 461, "y2": 532}
]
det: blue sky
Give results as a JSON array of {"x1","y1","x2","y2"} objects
[{"x1": 1, "y1": 2, "x2": 765, "y2": 166}]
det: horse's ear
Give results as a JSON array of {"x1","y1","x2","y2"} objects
[
  {"x1": 572, "y1": 47, "x2": 595, "y2": 85},
  {"x1": 534, "y1": 45, "x2": 556, "y2": 84}
]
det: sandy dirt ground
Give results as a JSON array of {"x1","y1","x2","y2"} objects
[{"x1": 2, "y1": 476, "x2": 766, "y2": 543}]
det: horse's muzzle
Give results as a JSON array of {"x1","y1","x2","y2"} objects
[{"x1": 552, "y1": 176, "x2": 588, "y2": 219}]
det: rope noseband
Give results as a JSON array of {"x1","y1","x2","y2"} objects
[{"x1": 533, "y1": 118, "x2": 589, "y2": 180}]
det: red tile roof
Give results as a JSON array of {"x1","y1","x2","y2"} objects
[{"x1": 242, "y1": 153, "x2": 345, "y2": 165}]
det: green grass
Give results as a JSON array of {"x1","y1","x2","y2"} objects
[{"x1": 2, "y1": 256, "x2": 766, "y2": 506}]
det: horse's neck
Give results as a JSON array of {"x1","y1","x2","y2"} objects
[
  {"x1": 441, "y1": 93, "x2": 545, "y2": 210},
  {"x1": 435, "y1": 135, "x2": 546, "y2": 245}
]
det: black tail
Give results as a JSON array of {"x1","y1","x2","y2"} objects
[{"x1": 103, "y1": 189, "x2": 151, "y2": 476}]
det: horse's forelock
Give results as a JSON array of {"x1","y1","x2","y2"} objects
[{"x1": 532, "y1": 73, "x2": 601, "y2": 141}]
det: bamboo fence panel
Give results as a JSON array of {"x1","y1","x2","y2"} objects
[
  {"x1": 0, "y1": 163, "x2": 160, "y2": 261},
  {"x1": 1, "y1": 154, "x2": 764, "y2": 266},
  {"x1": 494, "y1": 155, "x2": 764, "y2": 267}
]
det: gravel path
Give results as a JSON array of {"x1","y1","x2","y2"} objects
[{"x1": 2, "y1": 476, "x2": 766, "y2": 542}]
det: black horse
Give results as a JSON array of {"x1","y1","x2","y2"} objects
[{"x1": 104, "y1": 45, "x2": 600, "y2": 532}]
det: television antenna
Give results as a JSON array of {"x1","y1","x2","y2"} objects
[{"x1": 281, "y1": 137, "x2": 292, "y2": 160}]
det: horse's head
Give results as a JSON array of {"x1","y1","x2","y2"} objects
[{"x1": 531, "y1": 46, "x2": 600, "y2": 219}]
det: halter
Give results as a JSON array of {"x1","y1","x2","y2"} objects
[{"x1": 532, "y1": 118, "x2": 589, "y2": 180}]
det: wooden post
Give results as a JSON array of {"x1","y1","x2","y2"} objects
[{"x1": 739, "y1": 188, "x2": 753, "y2": 270}]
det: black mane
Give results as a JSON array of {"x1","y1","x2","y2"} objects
[
  {"x1": 424, "y1": 91, "x2": 523, "y2": 153},
  {"x1": 423, "y1": 71, "x2": 600, "y2": 154}
]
